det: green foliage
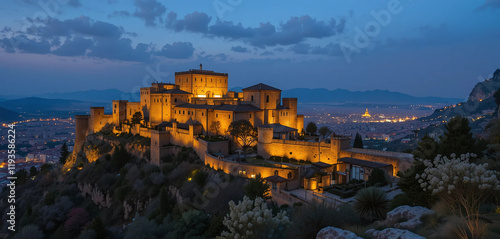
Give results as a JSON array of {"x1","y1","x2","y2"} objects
[
  {"x1": 439, "y1": 115, "x2": 482, "y2": 157},
  {"x1": 318, "y1": 126, "x2": 331, "y2": 138},
  {"x1": 59, "y1": 142, "x2": 70, "y2": 165},
  {"x1": 397, "y1": 161, "x2": 437, "y2": 207},
  {"x1": 40, "y1": 164, "x2": 52, "y2": 174},
  {"x1": 171, "y1": 210, "x2": 210, "y2": 239},
  {"x1": 14, "y1": 169, "x2": 28, "y2": 185},
  {"x1": 193, "y1": 170, "x2": 208, "y2": 187},
  {"x1": 353, "y1": 132, "x2": 364, "y2": 148},
  {"x1": 210, "y1": 120, "x2": 221, "y2": 136},
  {"x1": 228, "y1": 120, "x2": 257, "y2": 149},
  {"x1": 305, "y1": 122, "x2": 317, "y2": 135},
  {"x1": 390, "y1": 193, "x2": 414, "y2": 210},
  {"x1": 353, "y1": 187, "x2": 389, "y2": 221},
  {"x1": 111, "y1": 144, "x2": 131, "y2": 168},
  {"x1": 131, "y1": 111, "x2": 143, "y2": 124},
  {"x1": 413, "y1": 134, "x2": 439, "y2": 160},
  {"x1": 367, "y1": 168, "x2": 387, "y2": 186},
  {"x1": 13, "y1": 224, "x2": 44, "y2": 239},
  {"x1": 244, "y1": 174, "x2": 271, "y2": 200},
  {"x1": 29, "y1": 166, "x2": 38, "y2": 177},
  {"x1": 288, "y1": 202, "x2": 360, "y2": 239}
]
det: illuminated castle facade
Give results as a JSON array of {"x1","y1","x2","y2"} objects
[{"x1": 75, "y1": 66, "x2": 412, "y2": 189}]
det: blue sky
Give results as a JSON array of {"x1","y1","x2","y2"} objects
[{"x1": 1, "y1": 0, "x2": 499, "y2": 98}]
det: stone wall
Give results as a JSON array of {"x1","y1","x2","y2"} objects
[{"x1": 204, "y1": 153, "x2": 298, "y2": 179}]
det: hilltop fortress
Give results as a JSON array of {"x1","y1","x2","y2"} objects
[{"x1": 75, "y1": 65, "x2": 412, "y2": 188}]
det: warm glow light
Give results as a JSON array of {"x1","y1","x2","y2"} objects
[
  {"x1": 251, "y1": 174, "x2": 255, "y2": 178},
  {"x1": 188, "y1": 177, "x2": 192, "y2": 181},
  {"x1": 213, "y1": 95, "x2": 222, "y2": 98},
  {"x1": 196, "y1": 95, "x2": 206, "y2": 98}
]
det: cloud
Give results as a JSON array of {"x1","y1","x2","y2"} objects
[
  {"x1": 133, "y1": 0, "x2": 166, "y2": 26},
  {"x1": 476, "y1": 0, "x2": 500, "y2": 11},
  {"x1": 0, "y1": 16, "x2": 196, "y2": 62},
  {"x1": 158, "y1": 42, "x2": 194, "y2": 59},
  {"x1": 109, "y1": 10, "x2": 131, "y2": 18},
  {"x1": 22, "y1": 0, "x2": 81, "y2": 8},
  {"x1": 53, "y1": 36, "x2": 93, "y2": 56},
  {"x1": 27, "y1": 16, "x2": 122, "y2": 39},
  {"x1": 0, "y1": 35, "x2": 51, "y2": 54},
  {"x1": 166, "y1": 11, "x2": 212, "y2": 33},
  {"x1": 231, "y1": 45, "x2": 249, "y2": 53},
  {"x1": 68, "y1": 0, "x2": 82, "y2": 8},
  {"x1": 289, "y1": 43, "x2": 310, "y2": 54},
  {"x1": 166, "y1": 12, "x2": 345, "y2": 48}
]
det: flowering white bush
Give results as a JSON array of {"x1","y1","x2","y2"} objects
[
  {"x1": 220, "y1": 196, "x2": 289, "y2": 239},
  {"x1": 416, "y1": 153, "x2": 500, "y2": 195},
  {"x1": 415, "y1": 153, "x2": 500, "y2": 239}
]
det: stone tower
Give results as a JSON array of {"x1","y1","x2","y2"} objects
[{"x1": 74, "y1": 115, "x2": 90, "y2": 154}]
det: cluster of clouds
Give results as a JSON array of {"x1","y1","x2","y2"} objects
[
  {"x1": 0, "y1": 16, "x2": 194, "y2": 62},
  {"x1": 2, "y1": 0, "x2": 348, "y2": 63}
]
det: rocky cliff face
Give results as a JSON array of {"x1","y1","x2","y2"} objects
[{"x1": 468, "y1": 69, "x2": 500, "y2": 102}]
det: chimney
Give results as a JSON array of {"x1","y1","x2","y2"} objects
[{"x1": 200, "y1": 64, "x2": 202, "y2": 70}]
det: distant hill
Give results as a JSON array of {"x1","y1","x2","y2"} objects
[
  {"x1": 0, "y1": 97, "x2": 108, "y2": 114},
  {"x1": 420, "y1": 69, "x2": 500, "y2": 122},
  {"x1": 1, "y1": 88, "x2": 462, "y2": 106},
  {"x1": 35, "y1": 89, "x2": 140, "y2": 103},
  {"x1": 281, "y1": 88, "x2": 462, "y2": 105},
  {"x1": 0, "y1": 106, "x2": 21, "y2": 123}
]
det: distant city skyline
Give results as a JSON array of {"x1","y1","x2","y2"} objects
[{"x1": 1, "y1": 0, "x2": 499, "y2": 98}]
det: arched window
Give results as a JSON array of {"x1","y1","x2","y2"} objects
[
  {"x1": 251, "y1": 95, "x2": 254, "y2": 101},
  {"x1": 287, "y1": 172, "x2": 292, "y2": 179},
  {"x1": 274, "y1": 170, "x2": 279, "y2": 176}
]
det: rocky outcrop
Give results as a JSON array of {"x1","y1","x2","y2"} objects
[
  {"x1": 384, "y1": 205, "x2": 433, "y2": 230},
  {"x1": 316, "y1": 227, "x2": 362, "y2": 239},
  {"x1": 366, "y1": 228, "x2": 425, "y2": 239},
  {"x1": 468, "y1": 68, "x2": 500, "y2": 102}
]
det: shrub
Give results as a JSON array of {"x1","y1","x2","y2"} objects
[
  {"x1": 368, "y1": 168, "x2": 388, "y2": 187},
  {"x1": 353, "y1": 187, "x2": 389, "y2": 221},
  {"x1": 390, "y1": 193, "x2": 413, "y2": 210}
]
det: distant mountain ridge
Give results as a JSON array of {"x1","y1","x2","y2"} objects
[
  {"x1": 2, "y1": 88, "x2": 462, "y2": 106},
  {"x1": 0, "y1": 97, "x2": 108, "y2": 114},
  {"x1": 0, "y1": 107, "x2": 21, "y2": 123}
]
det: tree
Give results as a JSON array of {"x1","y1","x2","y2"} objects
[
  {"x1": 413, "y1": 134, "x2": 439, "y2": 160},
  {"x1": 439, "y1": 116, "x2": 478, "y2": 157},
  {"x1": 353, "y1": 187, "x2": 389, "y2": 221},
  {"x1": 353, "y1": 133, "x2": 364, "y2": 148},
  {"x1": 131, "y1": 111, "x2": 143, "y2": 124},
  {"x1": 13, "y1": 225, "x2": 44, "y2": 239},
  {"x1": 318, "y1": 126, "x2": 331, "y2": 138},
  {"x1": 14, "y1": 169, "x2": 28, "y2": 185},
  {"x1": 367, "y1": 168, "x2": 387, "y2": 186},
  {"x1": 29, "y1": 166, "x2": 38, "y2": 177},
  {"x1": 65, "y1": 208, "x2": 90, "y2": 233},
  {"x1": 228, "y1": 120, "x2": 257, "y2": 150},
  {"x1": 59, "y1": 142, "x2": 70, "y2": 165},
  {"x1": 210, "y1": 121, "x2": 221, "y2": 136},
  {"x1": 220, "y1": 196, "x2": 289, "y2": 239},
  {"x1": 305, "y1": 122, "x2": 317, "y2": 136},
  {"x1": 244, "y1": 174, "x2": 271, "y2": 200},
  {"x1": 494, "y1": 89, "x2": 500, "y2": 107}
]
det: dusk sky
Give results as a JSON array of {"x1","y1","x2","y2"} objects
[{"x1": 1, "y1": 0, "x2": 499, "y2": 98}]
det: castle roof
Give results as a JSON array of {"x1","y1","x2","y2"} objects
[
  {"x1": 242, "y1": 83, "x2": 281, "y2": 91},
  {"x1": 152, "y1": 89, "x2": 191, "y2": 94},
  {"x1": 262, "y1": 123, "x2": 297, "y2": 133},
  {"x1": 265, "y1": 175, "x2": 288, "y2": 183},
  {"x1": 175, "y1": 103, "x2": 218, "y2": 109},
  {"x1": 215, "y1": 104, "x2": 262, "y2": 112},
  {"x1": 175, "y1": 69, "x2": 228, "y2": 76},
  {"x1": 337, "y1": 157, "x2": 391, "y2": 169}
]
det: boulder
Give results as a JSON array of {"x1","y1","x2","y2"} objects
[
  {"x1": 316, "y1": 227, "x2": 362, "y2": 239},
  {"x1": 385, "y1": 205, "x2": 433, "y2": 230},
  {"x1": 366, "y1": 228, "x2": 425, "y2": 239}
]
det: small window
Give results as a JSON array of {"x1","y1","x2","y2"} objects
[
  {"x1": 216, "y1": 114, "x2": 218, "y2": 118},
  {"x1": 175, "y1": 98, "x2": 177, "y2": 102},
  {"x1": 249, "y1": 114, "x2": 252, "y2": 118},
  {"x1": 114, "y1": 104, "x2": 117, "y2": 108},
  {"x1": 114, "y1": 109, "x2": 116, "y2": 114},
  {"x1": 202, "y1": 112, "x2": 204, "y2": 116},
  {"x1": 251, "y1": 95, "x2": 254, "y2": 101},
  {"x1": 286, "y1": 112, "x2": 288, "y2": 116},
  {"x1": 274, "y1": 170, "x2": 279, "y2": 176},
  {"x1": 188, "y1": 111, "x2": 190, "y2": 115},
  {"x1": 266, "y1": 95, "x2": 269, "y2": 103},
  {"x1": 229, "y1": 115, "x2": 231, "y2": 119},
  {"x1": 183, "y1": 110, "x2": 185, "y2": 114},
  {"x1": 287, "y1": 172, "x2": 292, "y2": 179}
]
